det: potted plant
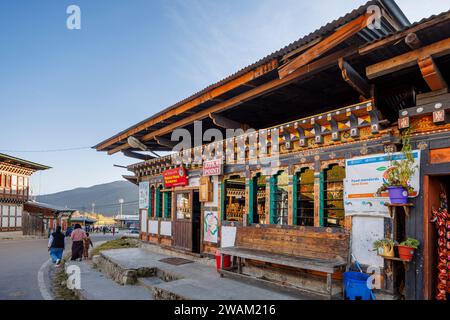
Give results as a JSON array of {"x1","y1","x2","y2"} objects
[
  {"x1": 373, "y1": 238, "x2": 395, "y2": 257},
  {"x1": 376, "y1": 130, "x2": 417, "y2": 204},
  {"x1": 397, "y1": 238, "x2": 419, "y2": 262}
]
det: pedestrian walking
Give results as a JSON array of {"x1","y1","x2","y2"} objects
[
  {"x1": 112, "y1": 226, "x2": 115, "y2": 236},
  {"x1": 48, "y1": 225, "x2": 65, "y2": 267},
  {"x1": 83, "y1": 232, "x2": 94, "y2": 260},
  {"x1": 102, "y1": 226, "x2": 106, "y2": 235},
  {"x1": 70, "y1": 224, "x2": 87, "y2": 261}
]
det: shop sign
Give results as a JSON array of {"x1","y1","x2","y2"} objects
[
  {"x1": 344, "y1": 150, "x2": 420, "y2": 216},
  {"x1": 202, "y1": 159, "x2": 222, "y2": 176},
  {"x1": 138, "y1": 181, "x2": 149, "y2": 209},
  {"x1": 163, "y1": 167, "x2": 188, "y2": 187}
]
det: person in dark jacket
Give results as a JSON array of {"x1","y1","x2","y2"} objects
[{"x1": 48, "y1": 225, "x2": 65, "y2": 266}]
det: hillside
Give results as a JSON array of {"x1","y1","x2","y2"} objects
[{"x1": 36, "y1": 180, "x2": 138, "y2": 216}]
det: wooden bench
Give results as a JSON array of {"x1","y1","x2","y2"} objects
[{"x1": 219, "y1": 225, "x2": 350, "y2": 299}]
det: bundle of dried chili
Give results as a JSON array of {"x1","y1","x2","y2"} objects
[{"x1": 431, "y1": 192, "x2": 449, "y2": 300}]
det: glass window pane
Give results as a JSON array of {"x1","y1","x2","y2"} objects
[
  {"x1": 324, "y1": 165, "x2": 345, "y2": 228},
  {"x1": 176, "y1": 193, "x2": 190, "y2": 219}
]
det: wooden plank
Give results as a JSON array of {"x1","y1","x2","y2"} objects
[
  {"x1": 338, "y1": 58, "x2": 371, "y2": 98},
  {"x1": 366, "y1": 37, "x2": 450, "y2": 79},
  {"x1": 418, "y1": 56, "x2": 448, "y2": 91},
  {"x1": 429, "y1": 147, "x2": 450, "y2": 164},
  {"x1": 279, "y1": 14, "x2": 369, "y2": 79},
  {"x1": 359, "y1": 12, "x2": 450, "y2": 55},
  {"x1": 96, "y1": 59, "x2": 278, "y2": 151},
  {"x1": 108, "y1": 46, "x2": 357, "y2": 154},
  {"x1": 220, "y1": 247, "x2": 343, "y2": 273}
]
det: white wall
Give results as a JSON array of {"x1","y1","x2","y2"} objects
[{"x1": 351, "y1": 215, "x2": 384, "y2": 268}]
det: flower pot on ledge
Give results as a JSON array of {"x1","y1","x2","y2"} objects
[
  {"x1": 387, "y1": 186, "x2": 408, "y2": 204},
  {"x1": 397, "y1": 245, "x2": 415, "y2": 262}
]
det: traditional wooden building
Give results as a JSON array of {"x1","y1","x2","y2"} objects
[
  {"x1": 95, "y1": 1, "x2": 450, "y2": 300},
  {"x1": 0, "y1": 153, "x2": 50, "y2": 232},
  {"x1": 22, "y1": 201, "x2": 76, "y2": 237}
]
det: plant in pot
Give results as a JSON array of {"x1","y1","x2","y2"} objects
[
  {"x1": 397, "y1": 238, "x2": 419, "y2": 262},
  {"x1": 376, "y1": 130, "x2": 418, "y2": 204},
  {"x1": 373, "y1": 238, "x2": 395, "y2": 257}
]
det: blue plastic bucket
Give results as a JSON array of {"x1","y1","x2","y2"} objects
[
  {"x1": 343, "y1": 271, "x2": 372, "y2": 300},
  {"x1": 388, "y1": 186, "x2": 408, "y2": 204}
]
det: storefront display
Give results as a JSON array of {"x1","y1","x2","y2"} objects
[
  {"x1": 176, "y1": 192, "x2": 190, "y2": 219},
  {"x1": 225, "y1": 177, "x2": 245, "y2": 222}
]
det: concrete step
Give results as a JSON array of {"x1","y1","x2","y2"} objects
[{"x1": 66, "y1": 261, "x2": 153, "y2": 300}]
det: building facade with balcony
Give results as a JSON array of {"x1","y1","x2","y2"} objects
[{"x1": 0, "y1": 153, "x2": 50, "y2": 232}]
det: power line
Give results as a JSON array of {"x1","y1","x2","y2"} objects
[{"x1": 0, "y1": 146, "x2": 91, "y2": 153}]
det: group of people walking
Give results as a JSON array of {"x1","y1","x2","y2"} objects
[{"x1": 47, "y1": 224, "x2": 93, "y2": 267}]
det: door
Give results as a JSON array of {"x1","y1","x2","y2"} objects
[
  {"x1": 192, "y1": 191, "x2": 201, "y2": 253},
  {"x1": 172, "y1": 191, "x2": 193, "y2": 251}
]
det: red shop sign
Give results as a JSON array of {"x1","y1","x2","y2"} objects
[{"x1": 163, "y1": 167, "x2": 188, "y2": 187}]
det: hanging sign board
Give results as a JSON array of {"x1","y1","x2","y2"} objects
[
  {"x1": 139, "y1": 181, "x2": 150, "y2": 209},
  {"x1": 344, "y1": 150, "x2": 420, "y2": 216},
  {"x1": 202, "y1": 159, "x2": 223, "y2": 176},
  {"x1": 163, "y1": 167, "x2": 188, "y2": 188}
]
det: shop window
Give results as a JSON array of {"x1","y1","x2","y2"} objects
[
  {"x1": 163, "y1": 191, "x2": 172, "y2": 219},
  {"x1": 148, "y1": 186, "x2": 155, "y2": 217},
  {"x1": 322, "y1": 165, "x2": 345, "y2": 228},
  {"x1": 250, "y1": 174, "x2": 266, "y2": 224},
  {"x1": 155, "y1": 185, "x2": 162, "y2": 217},
  {"x1": 271, "y1": 171, "x2": 289, "y2": 225},
  {"x1": 224, "y1": 176, "x2": 246, "y2": 222},
  {"x1": 176, "y1": 192, "x2": 191, "y2": 220},
  {"x1": 296, "y1": 168, "x2": 315, "y2": 226}
]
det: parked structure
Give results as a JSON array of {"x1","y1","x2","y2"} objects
[
  {"x1": 22, "y1": 201, "x2": 76, "y2": 237},
  {"x1": 0, "y1": 153, "x2": 50, "y2": 232},
  {"x1": 95, "y1": 1, "x2": 450, "y2": 300}
]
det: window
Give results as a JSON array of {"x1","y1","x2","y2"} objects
[
  {"x1": 224, "y1": 176, "x2": 246, "y2": 222},
  {"x1": 323, "y1": 165, "x2": 345, "y2": 228},
  {"x1": 11, "y1": 176, "x2": 17, "y2": 194},
  {"x1": 271, "y1": 171, "x2": 289, "y2": 225},
  {"x1": 163, "y1": 191, "x2": 172, "y2": 219},
  {"x1": 296, "y1": 168, "x2": 315, "y2": 226},
  {"x1": 176, "y1": 193, "x2": 190, "y2": 219},
  {"x1": 155, "y1": 185, "x2": 162, "y2": 217},
  {"x1": 250, "y1": 174, "x2": 266, "y2": 224}
]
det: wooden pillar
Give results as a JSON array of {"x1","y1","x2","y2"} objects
[
  {"x1": 313, "y1": 171, "x2": 323, "y2": 227},
  {"x1": 246, "y1": 177, "x2": 253, "y2": 224},
  {"x1": 288, "y1": 174, "x2": 295, "y2": 225},
  {"x1": 265, "y1": 176, "x2": 271, "y2": 225}
]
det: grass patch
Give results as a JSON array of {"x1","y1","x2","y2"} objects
[
  {"x1": 91, "y1": 237, "x2": 139, "y2": 257},
  {"x1": 52, "y1": 262, "x2": 79, "y2": 300}
]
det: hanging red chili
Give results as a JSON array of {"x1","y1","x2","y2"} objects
[{"x1": 431, "y1": 191, "x2": 449, "y2": 301}]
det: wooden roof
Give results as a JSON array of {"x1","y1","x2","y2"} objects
[{"x1": 94, "y1": 0, "x2": 410, "y2": 155}]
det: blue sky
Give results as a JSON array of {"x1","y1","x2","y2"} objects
[{"x1": 1, "y1": 0, "x2": 449, "y2": 195}]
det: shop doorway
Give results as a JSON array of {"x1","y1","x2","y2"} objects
[
  {"x1": 424, "y1": 175, "x2": 450, "y2": 300},
  {"x1": 172, "y1": 190, "x2": 201, "y2": 253}
]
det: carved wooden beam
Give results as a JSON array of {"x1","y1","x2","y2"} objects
[
  {"x1": 295, "y1": 127, "x2": 307, "y2": 147},
  {"x1": 418, "y1": 56, "x2": 448, "y2": 91},
  {"x1": 348, "y1": 114, "x2": 360, "y2": 138},
  {"x1": 209, "y1": 113, "x2": 248, "y2": 130},
  {"x1": 366, "y1": 37, "x2": 450, "y2": 79},
  {"x1": 279, "y1": 14, "x2": 369, "y2": 78},
  {"x1": 121, "y1": 150, "x2": 154, "y2": 161},
  {"x1": 154, "y1": 136, "x2": 177, "y2": 149},
  {"x1": 330, "y1": 119, "x2": 341, "y2": 141},
  {"x1": 338, "y1": 58, "x2": 371, "y2": 98},
  {"x1": 313, "y1": 124, "x2": 324, "y2": 144}
]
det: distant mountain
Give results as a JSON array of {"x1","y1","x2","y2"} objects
[{"x1": 36, "y1": 181, "x2": 138, "y2": 217}]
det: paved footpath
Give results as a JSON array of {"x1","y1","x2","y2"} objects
[{"x1": 0, "y1": 233, "x2": 120, "y2": 300}]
